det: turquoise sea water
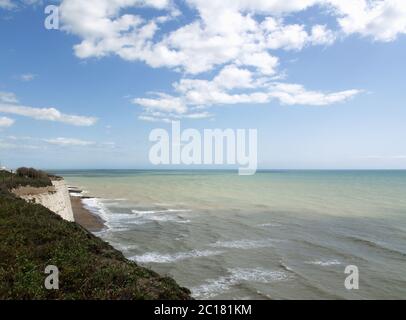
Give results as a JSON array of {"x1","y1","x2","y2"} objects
[{"x1": 55, "y1": 170, "x2": 406, "y2": 299}]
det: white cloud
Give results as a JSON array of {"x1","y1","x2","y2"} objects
[
  {"x1": 173, "y1": 75, "x2": 269, "y2": 107},
  {"x1": 50, "y1": 0, "x2": 406, "y2": 121},
  {"x1": 309, "y1": 25, "x2": 336, "y2": 45},
  {"x1": 0, "y1": 91, "x2": 18, "y2": 104},
  {"x1": 0, "y1": 104, "x2": 97, "y2": 126},
  {"x1": 19, "y1": 73, "x2": 36, "y2": 82},
  {"x1": 0, "y1": 136, "x2": 41, "y2": 150},
  {"x1": 133, "y1": 94, "x2": 187, "y2": 114},
  {"x1": 56, "y1": 0, "x2": 366, "y2": 124},
  {"x1": 268, "y1": 83, "x2": 361, "y2": 106},
  {"x1": 139, "y1": 110, "x2": 213, "y2": 122},
  {"x1": 5, "y1": 135, "x2": 33, "y2": 140},
  {"x1": 138, "y1": 115, "x2": 172, "y2": 123},
  {"x1": 0, "y1": 0, "x2": 44, "y2": 10},
  {"x1": 328, "y1": 0, "x2": 406, "y2": 42},
  {"x1": 213, "y1": 65, "x2": 254, "y2": 90},
  {"x1": 175, "y1": 67, "x2": 361, "y2": 108},
  {"x1": 58, "y1": 0, "x2": 406, "y2": 74},
  {"x1": 261, "y1": 18, "x2": 335, "y2": 51},
  {"x1": 44, "y1": 137, "x2": 96, "y2": 147},
  {"x1": 358, "y1": 155, "x2": 406, "y2": 161},
  {"x1": 0, "y1": 92, "x2": 97, "y2": 126},
  {"x1": 0, "y1": 116, "x2": 14, "y2": 127},
  {"x1": 189, "y1": 0, "x2": 406, "y2": 43},
  {"x1": 0, "y1": 0, "x2": 15, "y2": 10},
  {"x1": 59, "y1": 0, "x2": 175, "y2": 60},
  {"x1": 185, "y1": 0, "x2": 320, "y2": 16},
  {"x1": 22, "y1": 0, "x2": 44, "y2": 6},
  {"x1": 134, "y1": 64, "x2": 361, "y2": 121},
  {"x1": 0, "y1": 136, "x2": 116, "y2": 150},
  {"x1": 1, "y1": 135, "x2": 116, "y2": 150},
  {"x1": 58, "y1": 0, "x2": 342, "y2": 76},
  {"x1": 0, "y1": 142, "x2": 40, "y2": 150}
]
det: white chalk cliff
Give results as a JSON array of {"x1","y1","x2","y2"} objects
[{"x1": 18, "y1": 180, "x2": 75, "y2": 222}]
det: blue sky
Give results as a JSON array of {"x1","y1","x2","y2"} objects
[{"x1": 1, "y1": 0, "x2": 406, "y2": 170}]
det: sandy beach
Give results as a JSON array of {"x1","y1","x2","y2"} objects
[{"x1": 70, "y1": 196, "x2": 105, "y2": 232}]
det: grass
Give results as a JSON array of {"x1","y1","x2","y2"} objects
[{"x1": 0, "y1": 170, "x2": 191, "y2": 300}]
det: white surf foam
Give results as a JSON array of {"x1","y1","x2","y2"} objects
[
  {"x1": 131, "y1": 208, "x2": 191, "y2": 223},
  {"x1": 80, "y1": 198, "x2": 139, "y2": 229},
  {"x1": 81, "y1": 198, "x2": 192, "y2": 231},
  {"x1": 306, "y1": 259, "x2": 342, "y2": 267},
  {"x1": 115, "y1": 243, "x2": 140, "y2": 252},
  {"x1": 132, "y1": 209, "x2": 191, "y2": 215},
  {"x1": 69, "y1": 192, "x2": 83, "y2": 197},
  {"x1": 81, "y1": 198, "x2": 107, "y2": 216},
  {"x1": 280, "y1": 261, "x2": 294, "y2": 273},
  {"x1": 210, "y1": 238, "x2": 282, "y2": 249},
  {"x1": 257, "y1": 223, "x2": 282, "y2": 228},
  {"x1": 191, "y1": 268, "x2": 289, "y2": 299},
  {"x1": 131, "y1": 249, "x2": 223, "y2": 263}
]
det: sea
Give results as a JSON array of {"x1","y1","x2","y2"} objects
[{"x1": 54, "y1": 170, "x2": 406, "y2": 300}]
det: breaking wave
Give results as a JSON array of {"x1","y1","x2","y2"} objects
[
  {"x1": 131, "y1": 249, "x2": 223, "y2": 263},
  {"x1": 210, "y1": 238, "x2": 282, "y2": 249},
  {"x1": 191, "y1": 268, "x2": 289, "y2": 299}
]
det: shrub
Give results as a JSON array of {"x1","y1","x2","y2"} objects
[
  {"x1": 16, "y1": 167, "x2": 49, "y2": 180},
  {"x1": 1, "y1": 169, "x2": 52, "y2": 190}
]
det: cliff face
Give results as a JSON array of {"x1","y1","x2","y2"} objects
[{"x1": 13, "y1": 180, "x2": 74, "y2": 222}]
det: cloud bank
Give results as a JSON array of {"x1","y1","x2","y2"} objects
[
  {"x1": 0, "y1": 92, "x2": 97, "y2": 126},
  {"x1": 10, "y1": 0, "x2": 403, "y2": 121},
  {"x1": 0, "y1": 116, "x2": 14, "y2": 128}
]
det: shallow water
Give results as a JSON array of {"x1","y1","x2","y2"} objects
[{"x1": 55, "y1": 170, "x2": 406, "y2": 299}]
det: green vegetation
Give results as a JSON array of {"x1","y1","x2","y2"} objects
[
  {"x1": 0, "y1": 170, "x2": 191, "y2": 300},
  {"x1": 0, "y1": 169, "x2": 53, "y2": 190}
]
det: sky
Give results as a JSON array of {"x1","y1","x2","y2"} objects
[{"x1": 0, "y1": 0, "x2": 406, "y2": 170}]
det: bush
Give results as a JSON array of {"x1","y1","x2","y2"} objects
[
  {"x1": 16, "y1": 167, "x2": 48, "y2": 180},
  {"x1": 1, "y1": 169, "x2": 52, "y2": 190}
]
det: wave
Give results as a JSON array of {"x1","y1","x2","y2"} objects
[
  {"x1": 131, "y1": 249, "x2": 223, "y2": 263},
  {"x1": 131, "y1": 208, "x2": 192, "y2": 223},
  {"x1": 306, "y1": 259, "x2": 342, "y2": 267},
  {"x1": 69, "y1": 190, "x2": 87, "y2": 197},
  {"x1": 81, "y1": 198, "x2": 192, "y2": 229},
  {"x1": 345, "y1": 235, "x2": 406, "y2": 258},
  {"x1": 210, "y1": 238, "x2": 282, "y2": 250},
  {"x1": 68, "y1": 185, "x2": 89, "y2": 197},
  {"x1": 81, "y1": 198, "x2": 146, "y2": 231},
  {"x1": 114, "y1": 243, "x2": 140, "y2": 252},
  {"x1": 132, "y1": 208, "x2": 191, "y2": 215},
  {"x1": 81, "y1": 197, "x2": 107, "y2": 215},
  {"x1": 257, "y1": 223, "x2": 282, "y2": 228},
  {"x1": 191, "y1": 268, "x2": 289, "y2": 299},
  {"x1": 69, "y1": 192, "x2": 84, "y2": 197},
  {"x1": 278, "y1": 260, "x2": 294, "y2": 272}
]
